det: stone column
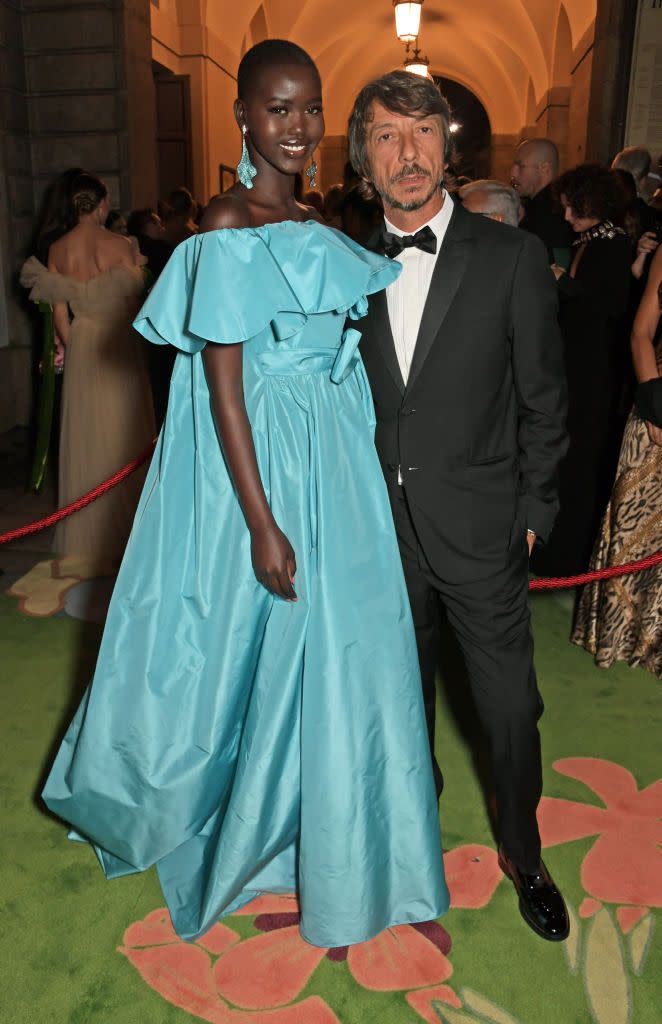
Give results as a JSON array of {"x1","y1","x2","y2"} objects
[{"x1": 585, "y1": 0, "x2": 639, "y2": 164}]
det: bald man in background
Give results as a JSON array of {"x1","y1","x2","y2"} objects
[{"x1": 511, "y1": 138, "x2": 573, "y2": 260}]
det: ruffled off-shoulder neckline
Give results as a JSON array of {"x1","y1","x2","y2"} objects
[
  {"x1": 20, "y1": 255, "x2": 146, "y2": 305},
  {"x1": 133, "y1": 220, "x2": 399, "y2": 354}
]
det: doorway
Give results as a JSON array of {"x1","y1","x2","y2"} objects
[{"x1": 152, "y1": 61, "x2": 193, "y2": 200}]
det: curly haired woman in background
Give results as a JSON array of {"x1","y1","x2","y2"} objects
[{"x1": 532, "y1": 164, "x2": 633, "y2": 577}]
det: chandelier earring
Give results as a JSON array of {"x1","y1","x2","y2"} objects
[
  {"x1": 237, "y1": 124, "x2": 258, "y2": 189},
  {"x1": 306, "y1": 159, "x2": 318, "y2": 189}
]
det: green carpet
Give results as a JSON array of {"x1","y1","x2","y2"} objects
[{"x1": 1, "y1": 589, "x2": 660, "y2": 1024}]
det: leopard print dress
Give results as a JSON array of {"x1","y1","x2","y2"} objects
[{"x1": 572, "y1": 343, "x2": 662, "y2": 678}]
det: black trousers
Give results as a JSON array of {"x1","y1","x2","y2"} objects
[{"x1": 393, "y1": 489, "x2": 543, "y2": 873}]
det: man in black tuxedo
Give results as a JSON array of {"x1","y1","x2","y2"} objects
[{"x1": 348, "y1": 72, "x2": 569, "y2": 942}]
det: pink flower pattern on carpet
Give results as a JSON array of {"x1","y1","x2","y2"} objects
[
  {"x1": 119, "y1": 907, "x2": 338, "y2": 1023},
  {"x1": 119, "y1": 843, "x2": 504, "y2": 1023},
  {"x1": 443, "y1": 843, "x2": 503, "y2": 908},
  {"x1": 538, "y1": 757, "x2": 662, "y2": 908}
]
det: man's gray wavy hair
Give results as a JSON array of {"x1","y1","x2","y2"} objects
[
  {"x1": 348, "y1": 72, "x2": 453, "y2": 197},
  {"x1": 459, "y1": 179, "x2": 521, "y2": 227}
]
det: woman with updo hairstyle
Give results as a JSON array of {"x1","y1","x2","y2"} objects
[
  {"x1": 20, "y1": 171, "x2": 155, "y2": 575},
  {"x1": 532, "y1": 163, "x2": 634, "y2": 578},
  {"x1": 41, "y1": 41, "x2": 448, "y2": 949}
]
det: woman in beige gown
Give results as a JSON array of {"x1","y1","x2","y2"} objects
[
  {"x1": 572, "y1": 244, "x2": 662, "y2": 677},
  {"x1": 21, "y1": 172, "x2": 155, "y2": 576}
]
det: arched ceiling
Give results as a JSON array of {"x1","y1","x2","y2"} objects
[{"x1": 162, "y1": 0, "x2": 598, "y2": 136}]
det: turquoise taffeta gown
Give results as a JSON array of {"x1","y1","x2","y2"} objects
[{"x1": 42, "y1": 221, "x2": 449, "y2": 946}]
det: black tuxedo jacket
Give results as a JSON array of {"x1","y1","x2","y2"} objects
[{"x1": 360, "y1": 201, "x2": 568, "y2": 583}]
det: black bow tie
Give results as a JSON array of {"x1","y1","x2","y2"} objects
[{"x1": 381, "y1": 224, "x2": 437, "y2": 259}]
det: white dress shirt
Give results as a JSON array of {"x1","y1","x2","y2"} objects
[{"x1": 384, "y1": 191, "x2": 454, "y2": 386}]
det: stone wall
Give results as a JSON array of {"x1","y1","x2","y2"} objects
[
  {"x1": 0, "y1": 0, "x2": 33, "y2": 431},
  {"x1": 567, "y1": 26, "x2": 595, "y2": 168},
  {"x1": 0, "y1": 0, "x2": 157, "y2": 434},
  {"x1": 23, "y1": 0, "x2": 157, "y2": 211},
  {"x1": 625, "y1": 0, "x2": 662, "y2": 156},
  {"x1": 490, "y1": 133, "x2": 519, "y2": 183},
  {"x1": 532, "y1": 87, "x2": 571, "y2": 169}
]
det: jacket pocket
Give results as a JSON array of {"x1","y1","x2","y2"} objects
[{"x1": 469, "y1": 451, "x2": 513, "y2": 466}]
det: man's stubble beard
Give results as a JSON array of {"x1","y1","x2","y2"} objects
[{"x1": 379, "y1": 178, "x2": 443, "y2": 212}]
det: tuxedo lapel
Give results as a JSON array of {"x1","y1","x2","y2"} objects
[
  {"x1": 368, "y1": 289, "x2": 405, "y2": 394},
  {"x1": 364, "y1": 228, "x2": 405, "y2": 395},
  {"x1": 406, "y1": 204, "x2": 475, "y2": 394}
]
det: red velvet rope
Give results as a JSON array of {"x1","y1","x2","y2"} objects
[
  {"x1": 528, "y1": 551, "x2": 662, "y2": 590},
  {"x1": 0, "y1": 440, "x2": 157, "y2": 545},
  {"x1": 1, "y1": 440, "x2": 660, "y2": 591}
]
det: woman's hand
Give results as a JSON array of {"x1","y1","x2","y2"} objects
[
  {"x1": 251, "y1": 522, "x2": 297, "y2": 600},
  {"x1": 632, "y1": 231, "x2": 660, "y2": 279},
  {"x1": 638, "y1": 231, "x2": 659, "y2": 259},
  {"x1": 54, "y1": 339, "x2": 65, "y2": 368},
  {"x1": 646, "y1": 420, "x2": 662, "y2": 447}
]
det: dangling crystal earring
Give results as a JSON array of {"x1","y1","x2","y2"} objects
[
  {"x1": 306, "y1": 159, "x2": 318, "y2": 189},
  {"x1": 237, "y1": 125, "x2": 257, "y2": 189}
]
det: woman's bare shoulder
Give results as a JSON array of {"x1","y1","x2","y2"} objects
[
  {"x1": 97, "y1": 229, "x2": 139, "y2": 267},
  {"x1": 200, "y1": 194, "x2": 251, "y2": 232},
  {"x1": 47, "y1": 232, "x2": 69, "y2": 271}
]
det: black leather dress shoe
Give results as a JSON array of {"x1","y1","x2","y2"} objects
[{"x1": 499, "y1": 850, "x2": 570, "y2": 942}]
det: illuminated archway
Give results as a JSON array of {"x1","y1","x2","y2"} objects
[{"x1": 148, "y1": 0, "x2": 598, "y2": 198}]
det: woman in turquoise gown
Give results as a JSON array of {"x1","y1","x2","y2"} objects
[{"x1": 42, "y1": 39, "x2": 449, "y2": 947}]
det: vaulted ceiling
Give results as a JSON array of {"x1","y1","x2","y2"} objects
[{"x1": 159, "y1": 0, "x2": 597, "y2": 135}]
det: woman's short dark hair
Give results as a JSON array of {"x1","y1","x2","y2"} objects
[
  {"x1": 348, "y1": 72, "x2": 453, "y2": 184},
  {"x1": 237, "y1": 40, "x2": 319, "y2": 101},
  {"x1": 553, "y1": 163, "x2": 625, "y2": 224},
  {"x1": 68, "y1": 172, "x2": 107, "y2": 226}
]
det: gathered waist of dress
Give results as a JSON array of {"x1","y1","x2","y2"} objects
[{"x1": 257, "y1": 347, "x2": 357, "y2": 380}]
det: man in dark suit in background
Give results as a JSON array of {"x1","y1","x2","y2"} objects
[
  {"x1": 348, "y1": 72, "x2": 569, "y2": 942},
  {"x1": 511, "y1": 137, "x2": 573, "y2": 261}
]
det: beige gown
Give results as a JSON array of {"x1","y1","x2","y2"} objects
[{"x1": 21, "y1": 257, "x2": 156, "y2": 574}]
